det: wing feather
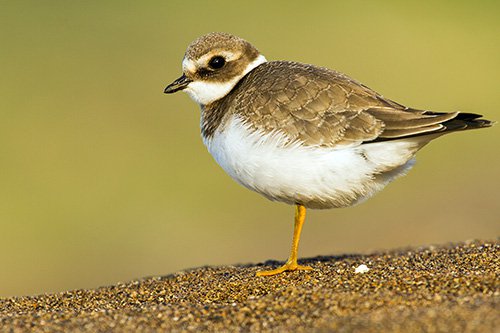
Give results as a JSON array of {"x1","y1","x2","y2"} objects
[{"x1": 220, "y1": 61, "x2": 492, "y2": 147}]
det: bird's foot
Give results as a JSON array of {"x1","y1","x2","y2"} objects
[{"x1": 256, "y1": 260, "x2": 312, "y2": 277}]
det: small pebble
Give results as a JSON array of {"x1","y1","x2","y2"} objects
[{"x1": 354, "y1": 264, "x2": 370, "y2": 274}]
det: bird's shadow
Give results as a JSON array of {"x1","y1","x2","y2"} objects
[
  {"x1": 233, "y1": 252, "x2": 369, "y2": 270},
  {"x1": 262, "y1": 253, "x2": 366, "y2": 266},
  {"x1": 153, "y1": 253, "x2": 369, "y2": 281}
]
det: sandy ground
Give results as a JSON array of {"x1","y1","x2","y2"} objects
[{"x1": 0, "y1": 240, "x2": 498, "y2": 333}]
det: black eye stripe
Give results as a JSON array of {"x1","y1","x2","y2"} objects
[{"x1": 198, "y1": 68, "x2": 212, "y2": 77}]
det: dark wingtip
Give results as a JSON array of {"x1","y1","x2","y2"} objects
[{"x1": 446, "y1": 112, "x2": 495, "y2": 130}]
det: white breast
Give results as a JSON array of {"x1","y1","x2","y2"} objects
[{"x1": 203, "y1": 116, "x2": 421, "y2": 209}]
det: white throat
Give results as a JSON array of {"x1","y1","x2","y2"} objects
[{"x1": 183, "y1": 54, "x2": 267, "y2": 106}]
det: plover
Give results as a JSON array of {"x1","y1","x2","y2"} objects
[{"x1": 164, "y1": 32, "x2": 493, "y2": 276}]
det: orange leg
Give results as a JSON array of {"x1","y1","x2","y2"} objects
[{"x1": 256, "y1": 204, "x2": 312, "y2": 276}]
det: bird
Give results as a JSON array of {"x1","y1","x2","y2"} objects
[{"x1": 164, "y1": 32, "x2": 493, "y2": 277}]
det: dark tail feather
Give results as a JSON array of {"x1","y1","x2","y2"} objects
[
  {"x1": 440, "y1": 112, "x2": 495, "y2": 132},
  {"x1": 371, "y1": 110, "x2": 494, "y2": 143}
]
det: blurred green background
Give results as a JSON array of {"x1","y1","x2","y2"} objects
[{"x1": 1, "y1": 1, "x2": 499, "y2": 297}]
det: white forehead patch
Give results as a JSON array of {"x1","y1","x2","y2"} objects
[
  {"x1": 182, "y1": 58, "x2": 196, "y2": 74},
  {"x1": 183, "y1": 54, "x2": 267, "y2": 105}
]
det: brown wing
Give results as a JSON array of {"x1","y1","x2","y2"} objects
[{"x1": 224, "y1": 61, "x2": 491, "y2": 147}]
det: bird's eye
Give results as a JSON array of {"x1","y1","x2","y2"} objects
[{"x1": 208, "y1": 56, "x2": 226, "y2": 69}]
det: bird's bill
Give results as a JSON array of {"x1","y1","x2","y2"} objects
[{"x1": 164, "y1": 74, "x2": 192, "y2": 94}]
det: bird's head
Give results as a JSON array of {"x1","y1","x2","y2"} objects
[{"x1": 164, "y1": 32, "x2": 267, "y2": 106}]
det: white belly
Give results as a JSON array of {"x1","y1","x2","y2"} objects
[{"x1": 203, "y1": 116, "x2": 420, "y2": 209}]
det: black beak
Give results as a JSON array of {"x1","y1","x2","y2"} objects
[{"x1": 164, "y1": 74, "x2": 192, "y2": 94}]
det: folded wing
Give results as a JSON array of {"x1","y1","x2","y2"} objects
[{"x1": 228, "y1": 61, "x2": 493, "y2": 147}]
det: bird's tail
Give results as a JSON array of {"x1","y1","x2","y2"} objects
[
  {"x1": 438, "y1": 112, "x2": 495, "y2": 132},
  {"x1": 369, "y1": 108, "x2": 495, "y2": 143}
]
